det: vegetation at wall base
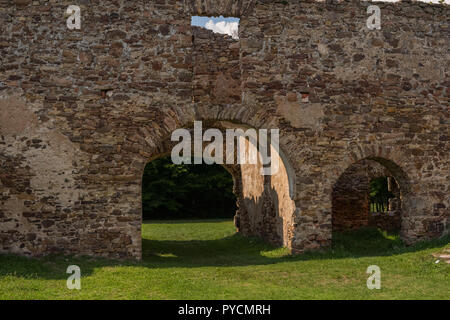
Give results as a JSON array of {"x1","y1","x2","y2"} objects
[{"x1": 0, "y1": 220, "x2": 448, "y2": 300}]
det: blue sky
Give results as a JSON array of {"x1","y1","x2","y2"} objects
[
  {"x1": 191, "y1": 16, "x2": 240, "y2": 28},
  {"x1": 191, "y1": 16, "x2": 240, "y2": 39}
]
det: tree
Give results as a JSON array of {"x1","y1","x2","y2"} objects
[
  {"x1": 369, "y1": 177, "x2": 395, "y2": 213},
  {"x1": 142, "y1": 157, "x2": 237, "y2": 220}
]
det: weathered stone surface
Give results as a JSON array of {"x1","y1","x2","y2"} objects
[
  {"x1": 0, "y1": 0, "x2": 448, "y2": 260},
  {"x1": 193, "y1": 27, "x2": 241, "y2": 104}
]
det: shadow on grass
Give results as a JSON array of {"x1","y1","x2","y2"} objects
[{"x1": 0, "y1": 228, "x2": 448, "y2": 280}]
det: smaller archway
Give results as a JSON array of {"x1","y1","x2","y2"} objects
[{"x1": 332, "y1": 157, "x2": 409, "y2": 239}]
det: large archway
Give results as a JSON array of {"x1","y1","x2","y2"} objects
[{"x1": 134, "y1": 120, "x2": 297, "y2": 260}]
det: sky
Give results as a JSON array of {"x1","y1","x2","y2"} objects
[
  {"x1": 192, "y1": 0, "x2": 448, "y2": 39},
  {"x1": 191, "y1": 16, "x2": 240, "y2": 39}
]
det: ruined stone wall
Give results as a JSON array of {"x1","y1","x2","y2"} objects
[
  {"x1": 0, "y1": 0, "x2": 448, "y2": 259},
  {"x1": 193, "y1": 26, "x2": 241, "y2": 104},
  {"x1": 0, "y1": 0, "x2": 194, "y2": 259},
  {"x1": 239, "y1": 0, "x2": 449, "y2": 251}
]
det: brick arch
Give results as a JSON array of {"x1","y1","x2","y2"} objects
[
  {"x1": 289, "y1": 143, "x2": 427, "y2": 255},
  {"x1": 335, "y1": 143, "x2": 414, "y2": 191},
  {"x1": 131, "y1": 119, "x2": 298, "y2": 259},
  {"x1": 331, "y1": 157, "x2": 406, "y2": 235},
  {"x1": 329, "y1": 144, "x2": 420, "y2": 244},
  {"x1": 125, "y1": 103, "x2": 283, "y2": 163}
]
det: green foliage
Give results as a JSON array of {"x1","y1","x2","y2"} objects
[
  {"x1": 142, "y1": 157, "x2": 237, "y2": 219},
  {"x1": 369, "y1": 177, "x2": 395, "y2": 213}
]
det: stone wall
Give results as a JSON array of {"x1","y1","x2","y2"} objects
[
  {"x1": 238, "y1": 0, "x2": 449, "y2": 251},
  {"x1": 369, "y1": 212, "x2": 401, "y2": 232},
  {"x1": 193, "y1": 26, "x2": 241, "y2": 104},
  {"x1": 0, "y1": 0, "x2": 448, "y2": 259}
]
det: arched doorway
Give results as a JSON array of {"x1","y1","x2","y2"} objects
[
  {"x1": 134, "y1": 121, "x2": 296, "y2": 260},
  {"x1": 332, "y1": 157, "x2": 410, "y2": 242}
]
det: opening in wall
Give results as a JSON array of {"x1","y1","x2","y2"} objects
[
  {"x1": 142, "y1": 156, "x2": 237, "y2": 221},
  {"x1": 369, "y1": 176, "x2": 398, "y2": 213},
  {"x1": 332, "y1": 159, "x2": 404, "y2": 236},
  {"x1": 191, "y1": 15, "x2": 240, "y2": 39},
  {"x1": 140, "y1": 155, "x2": 240, "y2": 260}
]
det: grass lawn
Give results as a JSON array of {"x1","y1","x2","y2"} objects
[{"x1": 0, "y1": 219, "x2": 448, "y2": 300}]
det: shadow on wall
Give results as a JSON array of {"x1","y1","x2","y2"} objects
[
  {"x1": 237, "y1": 184, "x2": 286, "y2": 248},
  {"x1": 236, "y1": 135, "x2": 296, "y2": 249}
]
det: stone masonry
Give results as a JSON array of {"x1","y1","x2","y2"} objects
[{"x1": 0, "y1": 0, "x2": 448, "y2": 259}]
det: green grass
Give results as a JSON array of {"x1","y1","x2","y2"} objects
[{"x1": 0, "y1": 219, "x2": 448, "y2": 300}]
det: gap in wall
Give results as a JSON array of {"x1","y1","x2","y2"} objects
[{"x1": 191, "y1": 15, "x2": 240, "y2": 39}]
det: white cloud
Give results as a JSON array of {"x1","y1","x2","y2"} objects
[{"x1": 204, "y1": 19, "x2": 239, "y2": 39}]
